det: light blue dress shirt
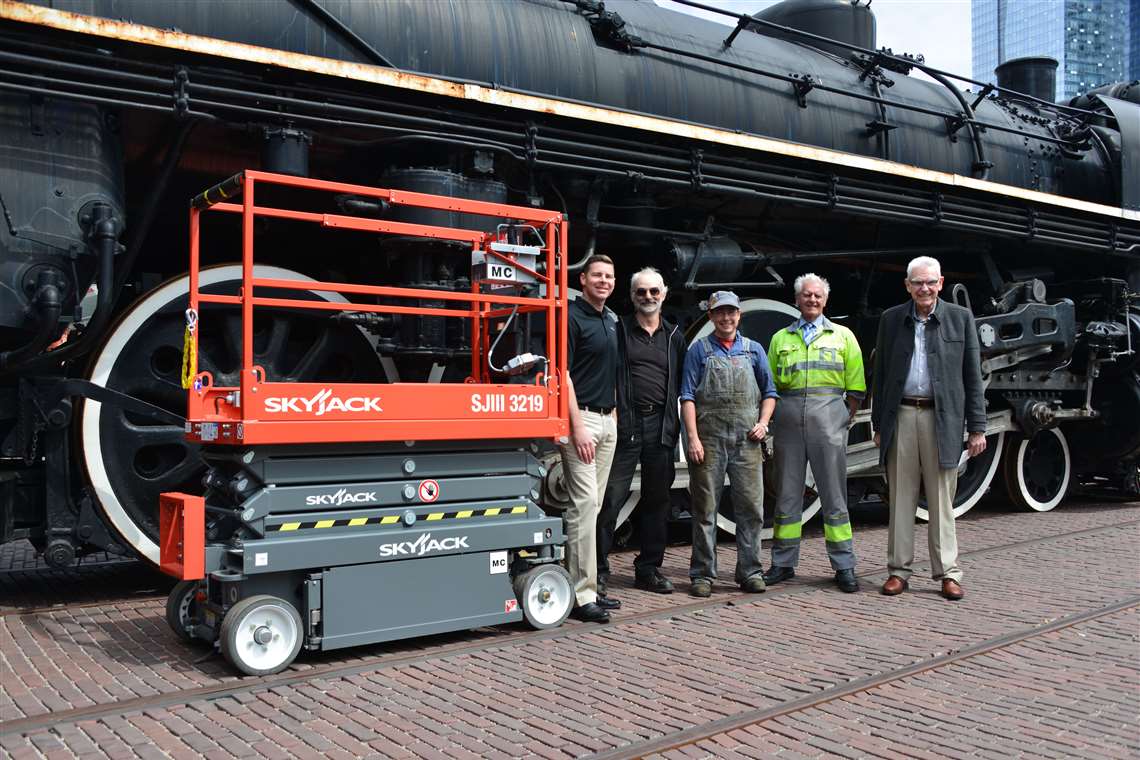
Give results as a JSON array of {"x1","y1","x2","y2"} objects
[{"x1": 902, "y1": 301, "x2": 935, "y2": 398}]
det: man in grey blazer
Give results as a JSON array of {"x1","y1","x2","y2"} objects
[{"x1": 871, "y1": 256, "x2": 987, "y2": 600}]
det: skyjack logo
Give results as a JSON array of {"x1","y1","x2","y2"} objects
[
  {"x1": 263, "y1": 388, "x2": 382, "y2": 416},
  {"x1": 378, "y1": 533, "x2": 469, "y2": 558},
  {"x1": 304, "y1": 489, "x2": 377, "y2": 507}
]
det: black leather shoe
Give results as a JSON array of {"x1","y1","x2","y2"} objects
[
  {"x1": 596, "y1": 595, "x2": 621, "y2": 610},
  {"x1": 570, "y1": 602, "x2": 610, "y2": 623},
  {"x1": 763, "y1": 565, "x2": 795, "y2": 585},
  {"x1": 634, "y1": 571, "x2": 675, "y2": 594},
  {"x1": 835, "y1": 568, "x2": 859, "y2": 593}
]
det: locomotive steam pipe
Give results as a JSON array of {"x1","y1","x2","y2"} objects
[
  {"x1": 112, "y1": 121, "x2": 194, "y2": 299},
  {"x1": 0, "y1": 269, "x2": 62, "y2": 373},
  {"x1": 2, "y1": 204, "x2": 119, "y2": 375}
]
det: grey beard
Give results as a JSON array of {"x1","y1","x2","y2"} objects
[{"x1": 635, "y1": 301, "x2": 661, "y2": 315}]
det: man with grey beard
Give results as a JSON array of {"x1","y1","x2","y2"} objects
[{"x1": 596, "y1": 268, "x2": 687, "y2": 600}]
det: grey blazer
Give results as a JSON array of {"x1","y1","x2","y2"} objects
[{"x1": 871, "y1": 299, "x2": 987, "y2": 469}]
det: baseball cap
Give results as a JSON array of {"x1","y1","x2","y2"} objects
[{"x1": 705, "y1": 291, "x2": 741, "y2": 311}]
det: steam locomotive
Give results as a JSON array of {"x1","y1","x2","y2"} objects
[{"x1": 1, "y1": 0, "x2": 1137, "y2": 568}]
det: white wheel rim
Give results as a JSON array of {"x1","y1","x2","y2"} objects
[
  {"x1": 80, "y1": 265, "x2": 374, "y2": 564},
  {"x1": 231, "y1": 603, "x2": 299, "y2": 672},
  {"x1": 1014, "y1": 428, "x2": 1071, "y2": 512},
  {"x1": 525, "y1": 568, "x2": 571, "y2": 626},
  {"x1": 916, "y1": 431, "x2": 1005, "y2": 521}
]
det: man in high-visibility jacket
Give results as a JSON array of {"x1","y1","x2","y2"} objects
[{"x1": 764, "y1": 273, "x2": 866, "y2": 592}]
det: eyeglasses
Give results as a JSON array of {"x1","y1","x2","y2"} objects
[
  {"x1": 908, "y1": 278, "x2": 940, "y2": 288},
  {"x1": 635, "y1": 287, "x2": 662, "y2": 297}
]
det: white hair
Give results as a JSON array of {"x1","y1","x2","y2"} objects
[
  {"x1": 793, "y1": 273, "x2": 830, "y2": 297},
  {"x1": 906, "y1": 256, "x2": 942, "y2": 279},
  {"x1": 630, "y1": 266, "x2": 665, "y2": 292}
]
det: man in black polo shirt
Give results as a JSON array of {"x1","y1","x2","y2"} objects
[
  {"x1": 597, "y1": 267, "x2": 686, "y2": 599},
  {"x1": 561, "y1": 254, "x2": 620, "y2": 623}
]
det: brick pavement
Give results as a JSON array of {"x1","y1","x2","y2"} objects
[
  {"x1": 0, "y1": 501, "x2": 1137, "y2": 758},
  {"x1": 1, "y1": 501, "x2": 1132, "y2": 724},
  {"x1": 656, "y1": 607, "x2": 1139, "y2": 760}
]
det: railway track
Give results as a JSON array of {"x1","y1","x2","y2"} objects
[
  {"x1": 594, "y1": 596, "x2": 1140, "y2": 759},
  {"x1": 2, "y1": 515, "x2": 1136, "y2": 741}
]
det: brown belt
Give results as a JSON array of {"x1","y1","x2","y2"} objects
[{"x1": 901, "y1": 397, "x2": 935, "y2": 409}]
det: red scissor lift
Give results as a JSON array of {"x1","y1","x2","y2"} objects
[{"x1": 160, "y1": 171, "x2": 576, "y2": 675}]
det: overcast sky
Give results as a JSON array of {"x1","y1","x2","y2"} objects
[{"x1": 666, "y1": 0, "x2": 975, "y2": 85}]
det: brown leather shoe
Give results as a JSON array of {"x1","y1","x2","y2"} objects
[
  {"x1": 881, "y1": 576, "x2": 908, "y2": 596},
  {"x1": 941, "y1": 579, "x2": 965, "y2": 600}
]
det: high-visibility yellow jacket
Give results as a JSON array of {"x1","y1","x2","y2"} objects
[{"x1": 768, "y1": 316, "x2": 866, "y2": 397}]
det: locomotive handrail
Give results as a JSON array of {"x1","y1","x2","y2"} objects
[
  {"x1": 185, "y1": 170, "x2": 571, "y2": 447},
  {"x1": 630, "y1": 34, "x2": 1082, "y2": 152},
  {"x1": 664, "y1": 0, "x2": 1098, "y2": 120}
]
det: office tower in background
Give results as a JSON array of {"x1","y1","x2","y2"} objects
[{"x1": 972, "y1": 0, "x2": 1133, "y2": 100}]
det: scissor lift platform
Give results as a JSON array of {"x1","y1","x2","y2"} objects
[{"x1": 160, "y1": 172, "x2": 575, "y2": 674}]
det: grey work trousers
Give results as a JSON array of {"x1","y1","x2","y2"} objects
[
  {"x1": 689, "y1": 431, "x2": 765, "y2": 584},
  {"x1": 770, "y1": 392, "x2": 856, "y2": 571}
]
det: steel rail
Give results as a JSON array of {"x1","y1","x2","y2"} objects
[
  {"x1": 1, "y1": 515, "x2": 1136, "y2": 738},
  {"x1": 590, "y1": 595, "x2": 1140, "y2": 760}
]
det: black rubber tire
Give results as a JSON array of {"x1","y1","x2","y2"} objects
[{"x1": 164, "y1": 580, "x2": 201, "y2": 643}]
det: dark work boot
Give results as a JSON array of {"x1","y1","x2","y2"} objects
[
  {"x1": 763, "y1": 565, "x2": 795, "y2": 586},
  {"x1": 835, "y1": 568, "x2": 859, "y2": 593},
  {"x1": 634, "y1": 570, "x2": 674, "y2": 594}
]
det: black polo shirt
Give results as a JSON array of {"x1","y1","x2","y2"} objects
[
  {"x1": 627, "y1": 323, "x2": 668, "y2": 407},
  {"x1": 567, "y1": 296, "x2": 618, "y2": 409}
]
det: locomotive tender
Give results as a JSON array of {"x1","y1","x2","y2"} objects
[{"x1": 1, "y1": 0, "x2": 1137, "y2": 568}]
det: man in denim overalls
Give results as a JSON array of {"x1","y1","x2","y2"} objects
[{"x1": 680, "y1": 291, "x2": 779, "y2": 597}]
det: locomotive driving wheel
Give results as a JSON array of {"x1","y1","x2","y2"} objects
[
  {"x1": 1003, "y1": 427, "x2": 1072, "y2": 512},
  {"x1": 916, "y1": 431, "x2": 1005, "y2": 521},
  {"x1": 80, "y1": 265, "x2": 388, "y2": 565}
]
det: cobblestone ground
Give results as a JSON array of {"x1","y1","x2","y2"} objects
[{"x1": 1, "y1": 499, "x2": 1137, "y2": 759}]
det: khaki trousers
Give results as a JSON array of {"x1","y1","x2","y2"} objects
[
  {"x1": 886, "y1": 405, "x2": 962, "y2": 582},
  {"x1": 558, "y1": 409, "x2": 617, "y2": 606}
]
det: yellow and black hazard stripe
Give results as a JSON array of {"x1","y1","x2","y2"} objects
[{"x1": 266, "y1": 505, "x2": 529, "y2": 533}]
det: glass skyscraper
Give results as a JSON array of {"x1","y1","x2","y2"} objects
[{"x1": 972, "y1": 0, "x2": 1133, "y2": 101}]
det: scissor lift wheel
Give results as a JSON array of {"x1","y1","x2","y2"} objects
[
  {"x1": 165, "y1": 580, "x2": 202, "y2": 643},
  {"x1": 514, "y1": 565, "x2": 573, "y2": 630},
  {"x1": 220, "y1": 595, "x2": 304, "y2": 676}
]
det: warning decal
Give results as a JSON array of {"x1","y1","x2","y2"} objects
[
  {"x1": 505, "y1": 599, "x2": 518, "y2": 613},
  {"x1": 418, "y1": 479, "x2": 440, "y2": 502}
]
